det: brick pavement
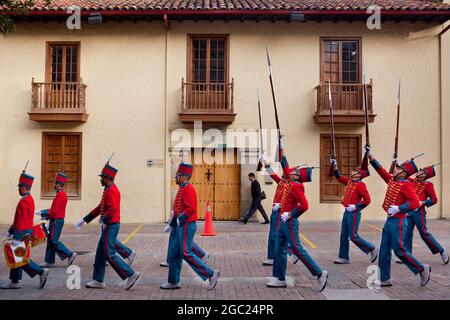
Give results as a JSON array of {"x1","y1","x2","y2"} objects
[{"x1": 1, "y1": 219, "x2": 449, "y2": 300}]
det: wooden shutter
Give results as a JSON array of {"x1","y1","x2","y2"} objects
[
  {"x1": 320, "y1": 134, "x2": 361, "y2": 202},
  {"x1": 42, "y1": 132, "x2": 82, "y2": 199}
]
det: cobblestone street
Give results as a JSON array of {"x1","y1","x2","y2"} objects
[{"x1": 1, "y1": 219, "x2": 450, "y2": 300}]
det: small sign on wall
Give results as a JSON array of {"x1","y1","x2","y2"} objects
[{"x1": 147, "y1": 159, "x2": 164, "y2": 168}]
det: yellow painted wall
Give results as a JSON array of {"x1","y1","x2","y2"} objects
[{"x1": 0, "y1": 20, "x2": 446, "y2": 223}]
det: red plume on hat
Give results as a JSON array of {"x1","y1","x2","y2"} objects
[
  {"x1": 290, "y1": 166, "x2": 313, "y2": 183},
  {"x1": 398, "y1": 153, "x2": 423, "y2": 177},
  {"x1": 99, "y1": 153, "x2": 118, "y2": 180},
  {"x1": 420, "y1": 163, "x2": 440, "y2": 180}
]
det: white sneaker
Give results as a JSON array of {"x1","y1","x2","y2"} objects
[
  {"x1": 160, "y1": 261, "x2": 170, "y2": 268},
  {"x1": 334, "y1": 258, "x2": 350, "y2": 264},
  {"x1": 267, "y1": 278, "x2": 287, "y2": 288},
  {"x1": 127, "y1": 250, "x2": 136, "y2": 266},
  {"x1": 420, "y1": 264, "x2": 431, "y2": 287},
  {"x1": 39, "y1": 268, "x2": 49, "y2": 289},
  {"x1": 125, "y1": 271, "x2": 142, "y2": 290},
  {"x1": 370, "y1": 247, "x2": 379, "y2": 263},
  {"x1": 40, "y1": 262, "x2": 55, "y2": 268},
  {"x1": 317, "y1": 270, "x2": 328, "y2": 292},
  {"x1": 202, "y1": 252, "x2": 210, "y2": 264},
  {"x1": 0, "y1": 281, "x2": 22, "y2": 289},
  {"x1": 441, "y1": 250, "x2": 449, "y2": 265},
  {"x1": 86, "y1": 280, "x2": 106, "y2": 289},
  {"x1": 160, "y1": 282, "x2": 181, "y2": 289},
  {"x1": 208, "y1": 270, "x2": 220, "y2": 290},
  {"x1": 262, "y1": 259, "x2": 274, "y2": 266},
  {"x1": 380, "y1": 279, "x2": 392, "y2": 287},
  {"x1": 67, "y1": 252, "x2": 77, "y2": 267}
]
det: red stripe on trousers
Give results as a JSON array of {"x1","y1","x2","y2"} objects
[
  {"x1": 352, "y1": 211, "x2": 370, "y2": 252},
  {"x1": 398, "y1": 218, "x2": 423, "y2": 271},
  {"x1": 288, "y1": 220, "x2": 315, "y2": 274},
  {"x1": 420, "y1": 207, "x2": 440, "y2": 253},
  {"x1": 105, "y1": 225, "x2": 127, "y2": 279},
  {"x1": 183, "y1": 223, "x2": 209, "y2": 277}
]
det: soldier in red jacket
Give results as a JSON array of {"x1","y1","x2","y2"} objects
[
  {"x1": 161, "y1": 163, "x2": 220, "y2": 290},
  {"x1": 268, "y1": 165, "x2": 328, "y2": 292},
  {"x1": 1, "y1": 170, "x2": 49, "y2": 289},
  {"x1": 330, "y1": 159, "x2": 378, "y2": 264},
  {"x1": 368, "y1": 147, "x2": 431, "y2": 287},
  {"x1": 39, "y1": 172, "x2": 77, "y2": 268},
  {"x1": 262, "y1": 140, "x2": 295, "y2": 266},
  {"x1": 75, "y1": 162, "x2": 142, "y2": 290},
  {"x1": 403, "y1": 165, "x2": 448, "y2": 264}
]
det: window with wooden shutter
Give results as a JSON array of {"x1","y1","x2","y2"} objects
[
  {"x1": 42, "y1": 132, "x2": 82, "y2": 199},
  {"x1": 320, "y1": 134, "x2": 361, "y2": 202},
  {"x1": 321, "y1": 38, "x2": 361, "y2": 83},
  {"x1": 46, "y1": 42, "x2": 80, "y2": 83}
]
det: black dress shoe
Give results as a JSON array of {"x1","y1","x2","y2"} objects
[
  {"x1": 239, "y1": 218, "x2": 247, "y2": 224},
  {"x1": 261, "y1": 221, "x2": 270, "y2": 224}
]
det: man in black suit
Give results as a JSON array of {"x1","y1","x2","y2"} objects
[{"x1": 240, "y1": 173, "x2": 269, "y2": 224}]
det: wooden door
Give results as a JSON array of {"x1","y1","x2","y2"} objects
[{"x1": 189, "y1": 149, "x2": 241, "y2": 220}]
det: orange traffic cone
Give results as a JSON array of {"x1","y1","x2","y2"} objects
[{"x1": 201, "y1": 201, "x2": 217, "y2": 236}]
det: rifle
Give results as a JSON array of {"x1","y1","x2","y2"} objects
[
  {"x1": 265, "y1": 46, "x2": 282, "y2": 161},
  {"x1": 256, "y1": 74, "x2": 264, "y2": 171},
  {"x1": 327, "y1": 80, "x2": 336, "y2": 177},
  {"x1": 389, "y1": 79, "x2": 401, "y2": 174},
  {"x1": 361, "y1": 74, "x2": 370, "y2": 170}
]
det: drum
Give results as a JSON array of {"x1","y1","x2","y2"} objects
[
  {"x1": 3, "y1": 237, "x2": 31, "y2": 269},
  {"x1": 31, "y1": 223, "x2": 47, "y2": 247}
]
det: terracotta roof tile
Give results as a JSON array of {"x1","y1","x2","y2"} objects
[{"x1": 1, "y1": 0, "x2": 450, "y2": 12}]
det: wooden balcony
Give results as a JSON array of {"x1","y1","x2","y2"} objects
[
  {"x1": 314, "y1": 81, "x2": 376, "y2": 124},
  {"x1": 29, "y1": 79, "x2": 88, "y2": 122},
  {"x1": 179, "y1": 78, "x2": 236, "y2": 125}
]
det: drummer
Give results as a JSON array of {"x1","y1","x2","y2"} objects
[{"x1": 1, "y1": 169, "x2": 50, "y2": 289}]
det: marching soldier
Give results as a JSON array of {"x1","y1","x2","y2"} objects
[
  {"x1": 403, "y1": 165, "x2": 448, "y2": 264},
  {"x1": 367, "y1": 147, "x2": 431, "y2": 287},
  {"x1": 75, "y1": 161, "x2": 142, "y2": 290},
  {"x1": 1, "y1": 169, "x2": 50, "y2": 289},
  {"x1": 39, "y1": 171, "x2": 77, "y2": 268},
  {"x1": 160, "y1": 163, "x2": 220, "y2": 290},
  {"x1": 330, "y1": 159, "x2": 378, "y2": 264},
  {"x1": 268, "y1": 165, "x2": 328, "y2": 292},
  {"x1": 262, "y1": 141, "x2": 294, "y2": 266}
]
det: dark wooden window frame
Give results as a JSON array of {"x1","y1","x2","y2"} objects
[
  {"x1": 45, "y1": 41, "x2": 81, "y2": 83},
  {"x1": 320, "y1": 133, "x2": 362, "y2": 203},
  {"x1": 186, "y1": 34, "x2": 230, "y2": 84},
  {"x1": 319, "y1": 37, "x2": 362, "y2": 83},
  {"x1": 41, "y1": 132, "x2": 82, "y2": 200}
]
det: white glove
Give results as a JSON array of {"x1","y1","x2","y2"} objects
[
  {"x1": 391, "y1": 156, "x2": 398, "y2": 164},
  {"x1": 34, "y1": 210, "x2": 42, "y2": 216},
  {"x1": 388, "y1": 205, "x2": 400, "y2": 216},
  {"x1": 74, "y1": 218, "x2": 86, "y2": 230},
  {"x1": 329, "y1": 158, "x2": 337, "y2": 166},
  {"x1": 272, "y1": 203, "x2": 280, "y2": 212},
  {"x1": 364, "y1": 145, "x2": 371, "y2": 156},
  {"x1": 164, "y1": 224, "x2": 172, "y2": 233},
  {"x1": 5, "y1": 232, "x2": 13, "y2": 239},
  {"x1": 346, "y1": 204, "x2": 356, "y2": 212},
  {"x1": 259, "y1": 154, "x2": 267, "y2": 163},
  {"x1": 281, "y1": 212, "x2": 290, "y2": 223}
]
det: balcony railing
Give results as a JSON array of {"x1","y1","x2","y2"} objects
[
  {"x1": 29, "y1": 78, "x2": 88, "y2": 122},
  {"x1": 314, "y1": 81, "x2": 376, "y2": 124},
  {"x1": 179, "y1": 78, "x2": 236, "y2": 124}
]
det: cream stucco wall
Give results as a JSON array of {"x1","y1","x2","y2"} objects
[{"x1": 0, "y1": 19, "x2": 446, "y2": 224}]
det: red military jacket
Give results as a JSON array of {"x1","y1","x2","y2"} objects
[
  {"x1": 334, "y1": 170, "x2": 371, "y2": 210},
  {"x1": 84, "y1": 183, "x2": 121, "y2": 224},
  {"x1": 173, "y1": 182, "x2": 198, "y2": 224},
  {"x1": 282, "y1": 181, "x2": 309, "y2": 218},
  {"x1": 413, "y1": 180, "x2": 438, "y2": 209},
  {"x1": 48, "y1": 189, "x2": 68, "y2": 220},
  {"x1": 267, "y1": 154, "x2": 291, "y2": 205},
  {"x1": 12, "y1": 193, "x2": 35, "y2": 231},
  {"x1": 370, "y1": 159, "x2": 420, "y2": 217}
]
